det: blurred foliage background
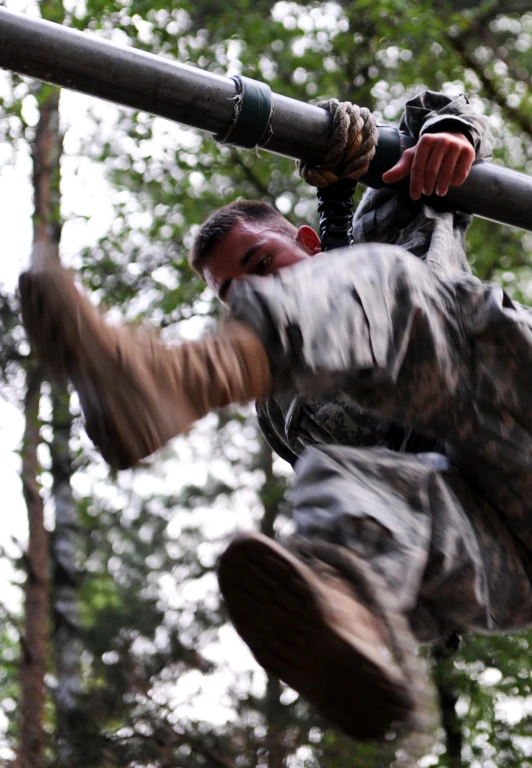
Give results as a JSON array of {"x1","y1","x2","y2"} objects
[{"x1": 1, "y1": 0, "x2": 532, "y2": 766}]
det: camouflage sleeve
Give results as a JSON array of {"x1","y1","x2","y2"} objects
[{"x1": 398, "y1": 90, "x2": 493, "y2": 161}]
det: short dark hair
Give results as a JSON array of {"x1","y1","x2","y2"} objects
[{"x1": 189, "y1": 199, "x2": 292, "y2": 281}]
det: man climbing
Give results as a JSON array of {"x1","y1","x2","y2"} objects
[{"x1": 20, "y1": 91, "x2": 532, "y2": 746}]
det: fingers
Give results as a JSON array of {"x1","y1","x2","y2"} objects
[
  {"x1": 433, "y1": 143, "x2": 461, "y2": 197},
  {"x1": 381, "y1": 150, "x2": 414, "y2": 184},
  {"x1": 448, "y1": 150, "x2": 474, "y2": 188},
  {"x1": 416, "y1": 142, "x2": 447, "y2": 197},
  {"x1": 382, "y1": 132, "x2": 475, "y2": 200},
  {"x1": 408, "y1": 138, "x2": 434, "y2": 200}
]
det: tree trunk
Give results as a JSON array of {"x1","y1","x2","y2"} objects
[
  {"x1": 29, "y1": 3, "x2": 81, "y2": 759},
  {"x1": 432, "y1": 649, "x2": 463, "y2": 768},
  {"x1": 437, "y1": 678, "x2": 463, "y2": 768},
  {"x1": 256, "y1": 436, "x2": 288, "y2": 768},
  {"x1": 258, "y1": 436, "x2": 279, "y2": 541},
  {"x1": 19, "y1": 364, "x2": 48, "y2": 768},
  {"x1": 31, "y1": 89, "x2": 62, "y2": 249},
  {"x1": 51, "y1": 387, "x2": 82, "y2": 766},
  {"x1": 264, "y1": 675, "x2": 286, "y2": 768},
  {"x1": 18, "y1": 37, "x2": 67, "y2": 762}
]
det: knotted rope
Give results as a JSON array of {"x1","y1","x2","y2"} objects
[{"x1": 299, "y1": 99, "x2": 379, "y2": 187}]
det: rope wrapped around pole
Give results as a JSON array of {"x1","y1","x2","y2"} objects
[{"x1": 299, "y1": 100, "x2": 379, "y2": 187}]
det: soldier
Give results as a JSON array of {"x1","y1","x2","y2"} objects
[{"x1": 20, "y1": 92, "x2": 532, "y2": 744}]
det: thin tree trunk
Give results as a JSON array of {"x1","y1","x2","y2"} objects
[
  {"x1": 31, "y1": 89, "x2": 62, "y2": 249},
  {"x1": 437, "y1": 680, "x2": 463, "y2": 768},
  {"x1": 32, "y1": 21, "x2": 83, "y2": 756},
  {"x1": 19, "y1": 364, "x2": 48, "y2": 768},
  {"x1": 32, "y1": 69, "x2": 82, "y2": 768},
  {"x1": 257, "y1": 436, "x2": 287, "y2": 768},
  {"x1": 18, "y1": 61, "x2": 66, "y2": 764},
  {"x1": 258, "y1": 436, "x2": 279, "y2": 541},
  {"x1": 432, "y1": 647, "x2": 463, "y2": 768},
  {"x1": 31, "y1": 2, "x2": 81, "y2": 760},
  {"x1": 51, "y1": 387, "x2": 82, "y2": 766},
  {"x1": 264, "y1": 675, "x2": 286, "y2": 768}
]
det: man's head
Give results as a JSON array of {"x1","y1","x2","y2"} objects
[{"x1": 190, "y1": 200, "x2": 321, "y2": 302}]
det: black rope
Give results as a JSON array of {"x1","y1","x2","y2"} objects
[{"x1": 317, "y1": 178, "x2": 357, "y2": 252}]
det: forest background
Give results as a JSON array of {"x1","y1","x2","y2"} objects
[{"x1": 1, "y1": 0, "x2": 532, "y2": 766}]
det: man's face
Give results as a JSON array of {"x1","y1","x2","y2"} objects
[{"x1": 203, "y1": 219, "x2": 321, "y2": 302}]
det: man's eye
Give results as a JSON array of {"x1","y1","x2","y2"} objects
[{"x1": 254, "y1": 255, "x2": 272, "y2": 275}]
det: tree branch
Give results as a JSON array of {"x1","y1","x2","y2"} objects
[{"x1": 448, "y1": 32, "x2": 532, "y2": 137}]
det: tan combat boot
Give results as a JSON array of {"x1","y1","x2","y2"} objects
[
  {"x1": 19, "y1": 266, "x2": 271, "y2": 469},
  {"x1": 217, "y1": 532, "x2": 421, "y2": 742}
]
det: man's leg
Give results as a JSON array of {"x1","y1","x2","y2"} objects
[
  {"x1": 20, "y1": 243, "x2": 532, "y2": 479},
  {"x1": 18, "y1": 266, "x2": 270, "y2": 469},
  {"x1": 287, "y1": 445, "x2": 532, "y2": 639},
  {"x1": 218, "y1": 445, "x2": 532, "y2": 741},
  {"x1": 228, "y1": 243, "x2": 532, "y2": 550},
  {"x1": 218, "y1": 529, "x2": 425, "y2": 742},
  {"x1": 21, "y1": 248, "x2": 532, "y2": 741}
]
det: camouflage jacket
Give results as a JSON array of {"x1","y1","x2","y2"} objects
[{"x1": 256, "y1": 90, "x2": 494, "y2": 466}]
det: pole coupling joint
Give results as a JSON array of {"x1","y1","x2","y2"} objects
[{"x1": 218, "y1": 75, "x2": 273, "y2": 150}]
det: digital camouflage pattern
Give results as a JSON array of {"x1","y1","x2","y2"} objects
[
  {"x1": 230, "y1": 243, "x2": 532, "y2": 642},
  {"x1": 229, "y1": 93, "x2": 532, "y2": 642},
  {"x1": 256, "y1": 90, "x2": 493, "y2": 466}
]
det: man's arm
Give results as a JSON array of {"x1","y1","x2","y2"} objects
[
  {"x1": 398, "y1": 90, "x2": 493, "y2": 161},
  {"x1": 381, "y1": 90, "x2": 493, "y2": 200},
  {"x1": 382, "y1": 131, "x2": 475, "y2": 200}
]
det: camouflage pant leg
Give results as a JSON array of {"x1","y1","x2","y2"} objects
[
  {"x1": 229, "y1": 243, "x2": 532, "y2": 550},
  {"x1": 289, "y1": 444, "x2": 532, "y2": 641}
]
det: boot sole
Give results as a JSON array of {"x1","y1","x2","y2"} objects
[{"x1": 218, "y1": 533, "x2": 414, "y2": 741}]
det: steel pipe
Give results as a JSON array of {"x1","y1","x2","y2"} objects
[
  {"x1": 0, "y1": 8, "x2": 331, "y2": 162},
  {"x1": 1, "y1": 7, "x2": 532, "y2": 232}
]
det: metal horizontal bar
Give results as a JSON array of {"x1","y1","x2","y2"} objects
[
  {"x1": 1, "y1": 7, "x2": 532, "y2": 232},
  {"x1": 0, "y1": 8, "x2": 331, "y2": 162}
]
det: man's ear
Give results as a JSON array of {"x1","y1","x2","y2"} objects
[{"x1": 296, "y1": 225, "x2": 321, "y2": 255}]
